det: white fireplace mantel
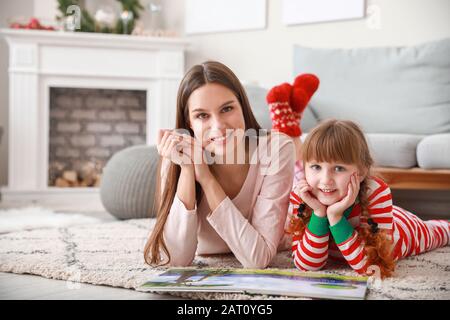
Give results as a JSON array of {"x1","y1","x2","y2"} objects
[{"x1": 0, "y1": 29, "x2": 189, "y2": 205}]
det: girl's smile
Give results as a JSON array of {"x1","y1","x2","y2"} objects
[{"x1": 319, "y1": 188, "x2": 337, "y2": 196}]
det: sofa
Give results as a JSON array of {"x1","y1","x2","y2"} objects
[{"x1": 247, "y1": 37, "x2": 450, "y2": 191}]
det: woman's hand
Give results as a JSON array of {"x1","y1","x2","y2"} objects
[
  {"x1": 157, "y1": 129, "x2": 216, "y2": 186},
  {"x1": 157, "y1": 129, "x2": 193, "y2": 168},
  {"x1": 326, "y1": 172, "x2": 360, "y2": 226},
  {"x1": 178, "y1": 134, "x2": 214, "y2": 186},
  {"x1": 294, "y1": 179, "x2": 327, "y2": 217}
]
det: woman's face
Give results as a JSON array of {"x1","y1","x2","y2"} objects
[
  {"x1": 305, "y1": 161, "x2": 364, "y2": 206},
  {"x1": 187, "y1": 83, "x2": 246, "y2": 157}
]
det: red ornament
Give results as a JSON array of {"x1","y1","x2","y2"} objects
[{"x1": 10, "y1": 17, "x2": 55, "y2": 31}]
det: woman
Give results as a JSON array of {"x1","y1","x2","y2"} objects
[{"x1": 144, "y1": 61, "x2": 295, "y2": 268}]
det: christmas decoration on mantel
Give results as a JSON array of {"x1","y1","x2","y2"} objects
[
  {"x1": 56, "y1": 0, "x2": 143, "y2": 34},
  {"x1": 8, "y1": 0, "x2": 176, "y2": 37},
  {"x1": 9, "y1": 17, "x2": 56, "y2": 31},
  {"x1": 55, "y1": 0, "x2": 168, "y2": 36}
]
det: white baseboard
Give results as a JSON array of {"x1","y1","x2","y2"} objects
[{"x1": 0, "y1": 187, "x2": 105, "y2": 212}]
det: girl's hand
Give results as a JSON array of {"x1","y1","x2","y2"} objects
[
  {"x1": 294, "y1": 179, "x2": 327, "y2": 217},
  {"x1": 157, "y1": 130, "x2": 193, "y2": 168},
  {"x1": 326, "y1": 172, "x2": 360, "y2": 225}
]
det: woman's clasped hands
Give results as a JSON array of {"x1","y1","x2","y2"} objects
[{"x1": 157, "y1": 129, "x2": 213, "y2": 184}]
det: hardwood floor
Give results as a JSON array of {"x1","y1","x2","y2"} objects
[{"x1": 0, "y1": 272, "x2": 181, "y2": 300}]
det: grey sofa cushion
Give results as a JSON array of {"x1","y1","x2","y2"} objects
[
  {"x1": 417, "y1": 134, "x2": 450, "y2": 169},
  {"x1": 100, "y1": 145, "x2": 159, "y2": 219},
  {"x1": 245, "y1": 84, "x2": 318, "y2": 132},
  {"x1": 366, "y1": 134, "x2": 424, "y2": 168},
  {"x1": 293, "y1": 38, "x2": 450, "y2": 135}
]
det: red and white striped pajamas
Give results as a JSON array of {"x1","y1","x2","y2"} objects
[{"x1": 290, "y1": 176, "x2": 450, "y2": 275}]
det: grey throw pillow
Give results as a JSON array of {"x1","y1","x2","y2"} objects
[
  {"x1": 100, "y1": 145, "x2": 160, "y2": 219},
  {"x1": 417, "y1": 134, "x2": 450, "y2": 169},
  {"x1": 366, "y1": 133, "x2": 424, "y2": 168}
]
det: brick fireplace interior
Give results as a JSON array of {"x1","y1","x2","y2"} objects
[{"x1": 48, "y1": 87, "x2": 146, "y2": 187}]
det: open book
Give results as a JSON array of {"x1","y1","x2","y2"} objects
[{"x1": 139, "y1": 268, "x2": 368, "y2": 300}]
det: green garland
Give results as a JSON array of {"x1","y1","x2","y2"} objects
[{"x1": 56, "y1": 0, "x2": 144, "y2": 34}]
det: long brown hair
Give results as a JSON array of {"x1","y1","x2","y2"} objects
[
  {"x1": 144, "y1": 61, "x2": 262, "y2": 266},
  {"x1": 287, "y1": 119, "x2": 395, "y2": 277}
]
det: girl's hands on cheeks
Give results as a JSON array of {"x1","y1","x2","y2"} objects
[
  {"x1": 295, "y1": 179, "x2": 327, "y2": 218},
  {"x1": 326, "y1": 172, "x2": 360, "y2": 226}
]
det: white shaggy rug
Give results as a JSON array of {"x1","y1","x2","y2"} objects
[
  {"x1": 0, "y1": 207, "x2": 102, "y2": 234},
  {"x1": 0, "y1": 218, "x2": 449, "y2": 300}
]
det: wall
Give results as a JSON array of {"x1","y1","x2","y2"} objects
[
  {"x1": 0, "y1": 0, "x2": 35, "y2": 187},
  {"x1": 163, "y1": 0, "x2": 450, "y2": 86}
]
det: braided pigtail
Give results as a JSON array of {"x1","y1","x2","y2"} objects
[
  {"x1": 358, "y1": 178, "x2": 396, "y2": 278},
  {"x1": 286, "y1": 200, "x2": 313, "y2": 240}
]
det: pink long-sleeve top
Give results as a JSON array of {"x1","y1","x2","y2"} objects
[{"x1": 161, "y1": 132, "x2": 295, "y2": 269}]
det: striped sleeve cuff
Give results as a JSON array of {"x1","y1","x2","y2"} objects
[
  {"x1": 329, "y1": 217, "x2": 354, "y2": 244},
  {"x1": 307, "y1": 212, "x2": 330, "y2": 237}
]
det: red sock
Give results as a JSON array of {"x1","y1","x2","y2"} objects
[
  {"x1": 266, "y1": 74, "x2": 319, "y2": 137},
  {"x1": 266, "y1": 83, "x2": 301, "y2": 137},
  {"x1": 291, "y1": 74, "x2": 320, "y2": 135}
]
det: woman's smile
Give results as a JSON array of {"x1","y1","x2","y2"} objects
[{"x1": 209, "y1": 130, "x2": 233, "y2": 145}]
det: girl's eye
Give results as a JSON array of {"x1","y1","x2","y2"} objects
[
  {"x1": 221, "y1": 106, "x2": 233, "y2": 113},
  {"x1": 335, "y1": 166, "x2": 346, "y2": 172},
  {"x1": 310, "y1": 164, "x2": 320, "y2": 170},
  {"x1": 196, "y1": 113, "x2": 208, "y2": 120}
]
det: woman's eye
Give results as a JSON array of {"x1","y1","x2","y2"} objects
[
  {"x1": 221, "y1": 106, "x2": 233, "y2": 113},
  {"x1": 196, "y1": 113, "x2": 208, "y2": 119},
  {"x1": 335, "y1": 166, "x2": 346, "y2": 172},
  {"x1": 310, "y1": 165, "x2": 320, "y2": 170}
]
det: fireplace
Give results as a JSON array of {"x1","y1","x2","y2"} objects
[
  {"x1": 48, "y1": 87, "x2": 147, "y2": 188},
  {"x1": 0, "y1": 29, "x2": 188, "y2": 205}
]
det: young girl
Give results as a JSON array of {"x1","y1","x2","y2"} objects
[
  {"x1": 286, "y1": 119, "x2": 450, "y2": 278},
  {"x1": 144, "y1": 61, "x2": 296, "y2": 268}
]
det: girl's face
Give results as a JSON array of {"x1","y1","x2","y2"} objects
[
  {"x1": 187, "y1": 83, "x2": 246, "y2": 156},
  {"x1": 305, "y1": 161, "x2": 365, "y2": 206}
]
